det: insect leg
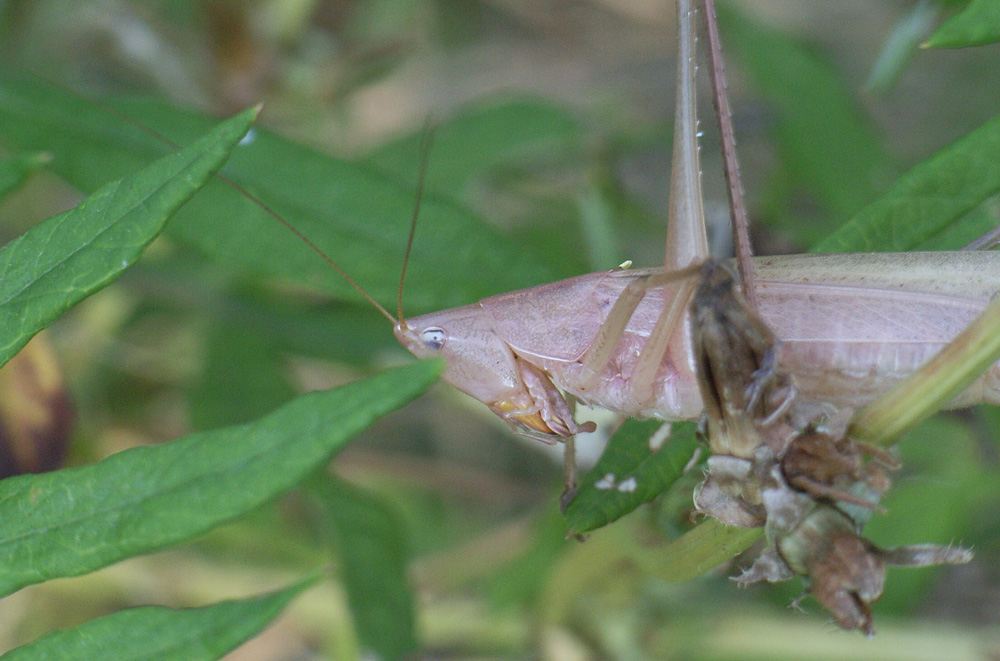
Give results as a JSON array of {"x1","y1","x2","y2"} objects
[
  {"x1": 561, "y1": 435, "x2": 577, "y2": 513},
  {"x1": 702, "y1": 0, "x2": 757, "y2": 309},
  {"x1": 580, "y1": 0, "x2": 708, "y2": 402},
  {"x1": 665, "y1": 0, "x2": 709, "y2": 272},
  {"x1": 625, "y1": 276, "x2": 698, "y2": 410},
  {"x1": 576, "y1": 264, "x2": 701, "y2": 394}
]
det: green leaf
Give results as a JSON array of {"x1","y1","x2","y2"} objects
[
  {"x1": 577, "y1": 185, "x2": 621, "y2": 272},
  {"x1": 865, "y1": 1, "x2": 943, "y2": 93},
  {"x1": 189, "y1": 321, "x2": 297, "y2": 431},
  {"x1": 220, "y1": 295, "x2": 399, "y2": 367},
  {"x1": 912, "y1": 204, "x2": 997, "y2": 251},
  {"x1": 717, "y1": 1, "x2": 890, "y2": 228},
  {"x1": 0, "y1": 76, "x2": 562, "y2": 314},
  {"x1": 813, "y1": 112, "x2": 1000, "y2": 253},
  {"x1": 0, "y1": 150, "x2": 50, "y2": 201},
  {"x1": 0, "y1": 360, "x2": 440, "y2": 597},
  {"x1": 2, "y1": 581, "x2": 311, "y2": 661},
  {"x1": 486, "y1": 506, "x2": 569, "y2": 610},
  {"x1": 123, "y1": 255, "x2": 400, "y2": 367},
  {"x1": 366, "y1": 96, "x2": 581, "y2": 196},
  {"x1": 0, "y1": 104, "x2": 258, "y2": 368},
  {"x1": 633, "y1": 519, "x2": 762, "y2": 583},
  {"x1": 565, "y1": 420, "x2": 699, "y2": 535},
  {"x1": 308, "y1": 474, "x2": 417, "y2": 660},
  {"x1": 925, "y1": 0, "x2": 1000, "y2": 48}
]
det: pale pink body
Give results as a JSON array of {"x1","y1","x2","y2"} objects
[
  {"x1": 393, "y1": 0, "x2": 1000, "y2": 438},
  {"x1": 457, "y1": 250, "x2": 1000, "y2": 422}
]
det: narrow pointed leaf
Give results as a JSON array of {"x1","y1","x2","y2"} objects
[
  {"x1": 0, "y1": 360, "x2": 440, "y2": 597},
  {"x1": 189, "y1": 322, "x2": 296, "y2": 431},
  {"x1": 924, "y1": 0, "x2": 1000, "y2": 48},
  {"x1": 565, "y1": 420, "x2": 699, "y2": 535},
  {"x1": 0, "y1": 151, "x2": 50, "y2": 201},
  {"x1": 0, "y1": 105, "x2": 258, "y2": 367},
  {"x1": 308, "y1": 475, "x2": 417, "y2": 660},
  {"x1": 814, "y1": 113, "x2": 1000, "y2": 253},
  {"x1": 2, "y1": 581, "x2": 311, "y2": 661},
  {"x1": 212, "y1": 293, "x2": 397, "y2": 367},
  {"x1": 0, "y1": 76, "x2": 561, "y2": 314}
]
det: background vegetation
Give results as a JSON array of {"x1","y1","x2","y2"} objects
[{"x1": 1, "y1": 0, "x2": 999, "y2": 658}]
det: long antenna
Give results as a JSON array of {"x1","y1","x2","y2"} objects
[
  {"x1": 234, "y1": 179, "x2": 398, "y2": 324},
  {"x1": 397, "y1": 120, "x2": 435, "y2": 327},
  {"x1": 702, "y1": 0, "x2": 758, "y2": 310},
  {"x1": 32, "y1": 71, "x2": 398, "y2": 324}
]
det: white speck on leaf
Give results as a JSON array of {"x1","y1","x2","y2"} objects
[
  {"x1": 239, "y1": 129, "x2": 257, "y2": 146},
  {"x1": 649, "y1": 422, "x2": 672, "y2": 452},
  {"x1": 594, "y1": 473, "x2": 616, "y2": 490},
  {"x1": 617, "y1": 477, "x2": 637, "y2": 493}
]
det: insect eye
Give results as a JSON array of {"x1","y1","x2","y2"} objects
[{"x1": 419, "y1": 327, "x2": 447, "y2": 351}]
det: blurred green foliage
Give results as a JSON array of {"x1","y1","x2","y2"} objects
[{"x1": 1, "y1": 1, "x2": 1000, "y2": 659}]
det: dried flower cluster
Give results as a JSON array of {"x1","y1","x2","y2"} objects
[{"x1": 690, "y1": 260, "x2": 971, "y2": 634}]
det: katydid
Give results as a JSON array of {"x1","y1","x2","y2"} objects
[
  {"x1": 393, "y1": 1, "x2": 1000, "y2": 452},
  {"x1": 23, "y1": 0, "x2": 988, "y2": 633},
  {"x1": 392, "y1": 1, "x2": 987, "y2": 630},
  {"x1": 28, "y1": 4, "x2": 998, "y2": 471}
]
